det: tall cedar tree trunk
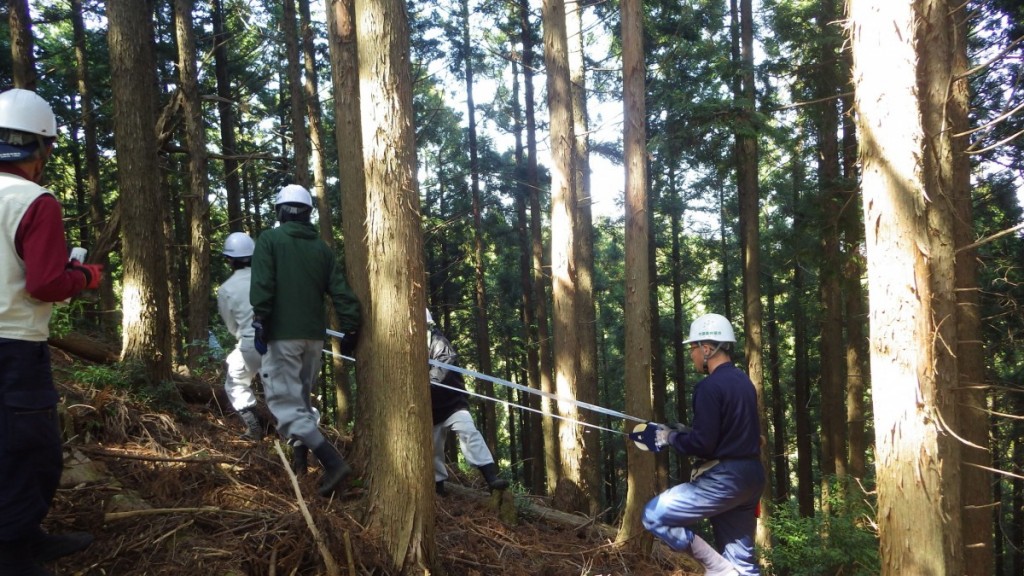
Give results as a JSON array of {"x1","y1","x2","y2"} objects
[
  {"x1": 459, "y1": 0, "x2": 498, "y2": 453},
  {"x1": 326, "y1": 0, "x2": 367, "y2": 436},
  {"x1": 511, "y1": 56, "x2": 540, "y2": 491},
  {"x1": 814, "y1": 0, "x2": 848, "y2": 509},
  {"x1": 849, "y1": 0, "x2": 965, "y2": 573},
  {"x1": 174, "y1": 0, "x2": 212, "y2": 372},
  {"x1": 107, "y1": 0, "x2": 173, "y2": 384},
  {"x1": 72, "y1": 0, "x2": 116, "y2": 333},
  {"x1": 212, "y1": 0, "x2": 244, "y2": 231},
  {"x1": 283, "y1": 0, "x2": 310, "y2": 188},
  {"x1": 301, "y1": 0, "x2": 348, "y2": 423},
  {"x1": 543, "y1": 0, "x2": 586, "y2": 514},
  {"x1": 567, "y1": 0, "x2": 601, "y2": 514},
  {"x1": 668, "y1": 169, "x2": 691, "y2": 483},
  {"x1": 616, "y1": 0, "x2": 656, "y2": 549},
  {"x1": 767, "y1": 274, "x2": 788, "y2": 502},
  {"x1": 8, "y1": 0, "x2": 35, "y2": 89},
  {"x1": 648, "y1": 163, "x2": 668, "y2": 491},
  {"x1": 791, "y1": 159, "x2": 814, "y2": 517},
  {"x1": 519, "y1": 0, "x2": 556, "y2": 494},
  {"x1": 948, "y1": 4, "x2": 994, "y2": 572},
  {"x1": 353, "y1": 0, "x2": 438, "y2": 569},
  {"x1": 840, "y1": 71, "x2": 870, "y2": 483},
  {"x1": 733, "y1": 0, "x2": 771, "y2": 549}
]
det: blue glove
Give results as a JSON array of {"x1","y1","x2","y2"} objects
[
  {"x1": 338, "y1": 330, "x2": 358, "y2": 356},
  {"x1": 253, "y1": 317, "x2": 268, "y2": 355}
]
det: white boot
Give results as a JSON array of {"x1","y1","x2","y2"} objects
[{"x1": 689, "y1": 535, "x2": 739, "y2": 576}]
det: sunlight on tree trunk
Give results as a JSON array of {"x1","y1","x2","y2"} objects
[
  {"x1": 107, "y1": 0, "x2": 172, "y2": 385},
  {"x1": 849, "y1": 0, "x2": 966, "y2": 573},
  {"x1": 543, "y1": 0, "x2": 587, "y2": 513},
  {"x1": 353, "y1": 0, "x2": 438, "y2": 569}
]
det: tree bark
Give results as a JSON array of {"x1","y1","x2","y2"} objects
[
  {"x1": 326, "y1": 0, "x2": 367, "y2": 427},
  {"x1": 211, "y1": 0, "x2": 244, "y2": 231},
  {"x1": 352, "y1": 0, "x2": 438, "y2": 568},
  {"x1": 814, "y1": 0, "x2": 848, "y2": 510},
  {"x1": 733, "y1": 0, "x2": 771, "y2": 550},
  {"x1": 71, "y1": 0, "x2": 116, "y2": 333},
  {"x1": 567, "y1": 0, "x2": 601, "y2": 515},
  {"x1": 616, "y1": 0, "x2": 655, "y2": 550},
  {"x1": 107, "y1": 0, "x2": 173, "y2": 385},
  {"x1": 510, "y1": 56, "x2": 540, "y2": 492},
  {"x1": 850, "y1": 0, "x2": 965, "y2": 572},
  {"x1": 282, "y1": 0, "x2": 310, "y2": 188},
  {"x1": 174, "y1": 0, "x2": 212, "y2": 372},
  {"x1": 459, "y1": 0, "x2": 499, "y2": 454},
  {"x1": 543, "y1": 0, "x2": 586, "y2": 515},
  {"x1": 8, "y1": 0, "x2": 36, "y2": 89},
  {"x1": 518, "y1": 0, "x2": 556, "y2": 495}
]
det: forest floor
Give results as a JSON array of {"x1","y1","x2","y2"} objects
[{"x1": 42, "y1": 345, "x2": 700, "y2": 576}]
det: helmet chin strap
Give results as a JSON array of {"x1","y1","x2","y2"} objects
[{"x1": 700, "y1": 342, "x2": 725, "y2": 375}]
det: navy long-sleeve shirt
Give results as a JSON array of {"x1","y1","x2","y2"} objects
[{"x1": 668, "y1": 362, "x2": 761, "y2": 460}]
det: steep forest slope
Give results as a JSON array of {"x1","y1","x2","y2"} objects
[{"x1": 43, "y1": 344, "x2": 698, "y2": 576}]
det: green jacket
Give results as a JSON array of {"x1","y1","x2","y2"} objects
[{"x1": 250, "y1": 221, "x2": 361, "y2": 340}]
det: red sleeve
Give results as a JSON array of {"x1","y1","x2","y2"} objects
[{"x1": 15, "y1": 194, "x2": 87, "y2": 302}]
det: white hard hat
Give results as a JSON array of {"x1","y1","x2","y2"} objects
[
  {"x1": 426, "y1": 309, "x2": 434, "y2": 325},
  {"x1": 0, "y1": 89, "x2": 57, "y2": 137},
  {"x1": 0, "y1": 89, "x2": 58, "y2": 162},
  {"x1": 682, "y1": 313, "x2": 736, "y2": 344},
  {"x1": 275, "y1": 184, "x2": 313, "y2": 207},
  {"x1": 222, "y1": 232, "x2": 255, "y2": 258}
]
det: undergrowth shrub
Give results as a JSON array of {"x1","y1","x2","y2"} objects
[{"x1": 765, "y1": 493, "x2": 879, "y2": 576}]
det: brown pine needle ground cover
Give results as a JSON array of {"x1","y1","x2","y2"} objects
[{"x1": 43, "y1": 349, "x2": 698, "y2": 576}]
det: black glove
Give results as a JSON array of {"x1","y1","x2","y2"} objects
[
  {"x1": 668, "y1": 422, "x2": 691, "y2": 434},
  {"x1": 338, "y1": 330, "x2": 358, "y2": 356},
  {"x1": 253, "y1": 316, "x2": 268, "y2": 355}
]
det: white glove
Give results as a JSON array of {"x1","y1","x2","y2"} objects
[{"x1": 654, "y1": 424, "x2": 672, "y2": 448}]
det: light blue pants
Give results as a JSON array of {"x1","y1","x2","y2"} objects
[
  {"x1": 433, "y1": 409, "x2": 494, "y2": 482},
  {"x1": 642, "y1": 458, "x2": 764, "y2": 575},
  {"x1": 261, "y1": 339, "x2": 325, "y2": 449}
]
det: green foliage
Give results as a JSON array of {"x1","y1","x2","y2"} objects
[
  {"x1": 49, "y1": 299, "x2": 86, "y2": 339},
  {"x1": 71, "y1": 360, "x2": 185, "y2": 416},
  {"x1": 765, "y1": 498, "x2": 879, "y2": 576}
]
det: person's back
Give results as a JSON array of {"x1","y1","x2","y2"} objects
[
  {"x1": 216, "y1": 232, "x2": 262, "y2": 441},
  {"x1": 251, "y1": 221, "x2": 358, "y2": 339},
  {"x1": 249, "y1": 184, "x2": 360, "y2": 498}
]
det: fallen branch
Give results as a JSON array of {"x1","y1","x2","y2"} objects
[
  {"x1": 273, "y1": 440, "x2": 340, "y2": 576},
  {"x1": 76, "y1": 445, "x2": 234, "y2": 465},
  {"x1": 104, "y1": 506, "x2": 264, "y2": 522}
]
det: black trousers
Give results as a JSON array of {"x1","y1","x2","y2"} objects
[{"x1": 0, "y1": 338, "x2": 61, "y2": 543}]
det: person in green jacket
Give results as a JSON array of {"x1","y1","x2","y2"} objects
[{"x1": 250, "y1": 184, "x2": 361, "y2": 497}]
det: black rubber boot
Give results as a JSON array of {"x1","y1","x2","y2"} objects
[
  {"x1": 0, "y1": 539, "x2": 53, "y2": 576},
  {"x1": 238, "y1": 409, "x2": 263, "y2": 441},
  {"x1": 291, "y1": 444, "x2": 309, "y2": 476},
  {"x1": 435, "y1": 480, "x2": 447, "y2": 496},
  {"x1": 312, "y1": 442, "x2": 351, "y2": 497},
  {"x1": 30, "y1": 531, "x2": 94, "y2": 563},
  {"x1": 478, "y1": 462, "x2": 509, "y2": 491}
]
